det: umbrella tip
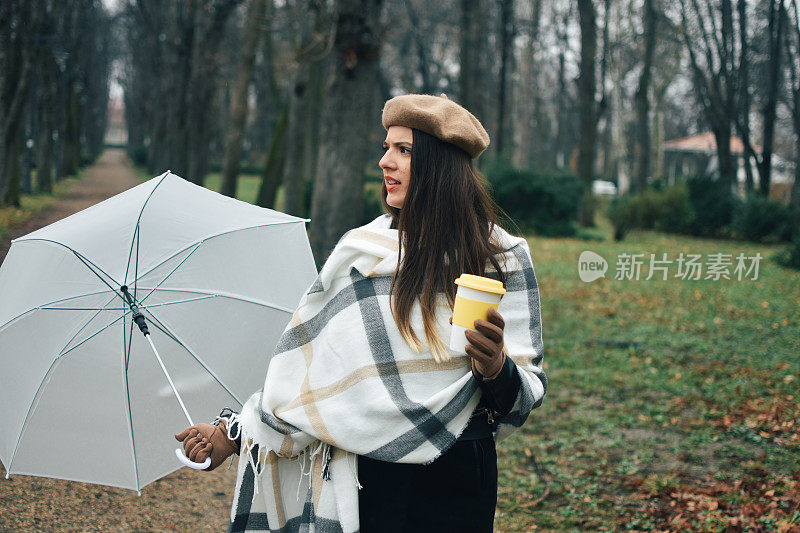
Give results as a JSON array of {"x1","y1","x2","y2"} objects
[{"x1": 137, "y1": 491, "x2": 141, "y2": 497}]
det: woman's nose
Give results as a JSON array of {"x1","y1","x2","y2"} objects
[{"x1": 379, "y1": 152, "x2": 393, "y2": 170}]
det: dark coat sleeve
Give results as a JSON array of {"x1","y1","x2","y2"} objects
[{"x1": 471, "y1": 354, "x2": 521, "y2": 417}]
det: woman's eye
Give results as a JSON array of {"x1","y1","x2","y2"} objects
[
  {"x1": 401, "y1": 147, "x2": 411, "y2": 154},
  {"x1": 381, "y1": 145, "x2": 388, "y2": 152}
]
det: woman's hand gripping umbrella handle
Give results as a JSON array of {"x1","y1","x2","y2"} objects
[
  {"x1": 120, "y1": 285, "x2": 233, "y2": 470},
  {"x1": 174, "y1": 419, "x2": 239, "y2": 471}
]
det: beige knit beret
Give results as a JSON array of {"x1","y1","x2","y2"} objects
[{"x1": 381, "y1": 93, "x2": 490, "y2": 159}]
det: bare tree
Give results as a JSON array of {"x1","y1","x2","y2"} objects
[
  {"x1": 738, "y1": 0, "x2": 755, "y2": 191},
  {"x1": 0, "y1": 0, "x2": 37, "y2": 205},
  {"x1": 281, "y1": 0, "x2": 330, "y2": 217},
  {"x1": 221, "y1": 0, "x2": 267, "y2": 198},
  {"x1": 577, "y1": 0, "x2": 598, "y2": 226},
  {"x1": 678, "y1": 0, "x2": 737, "y2": 189},
  {"x1": 496, "y1": 0, "x2": 515, "y2": 159},
  {"x1": 755, "y1": 0, "x2": 785, "y2": 196},
  {"x1": 784, "y1": 0, "x2": 800, "y2": 226},
  {"x1": 459, "y1": 0, "x2": 489, "y2": 126},
  {"x1": 308, "y1": 0, "x2": 384, "y2": 267},
  {"x1": 633, "y1": 0, "x2": 657, "y2": 192}
]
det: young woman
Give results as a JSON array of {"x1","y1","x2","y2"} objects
[{"x1": 175, "y1": 94, "x2": 547, "y2": 533}]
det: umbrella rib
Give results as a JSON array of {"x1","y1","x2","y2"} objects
[
  {"x1": 122, "y1": 311, "x2": 141, "y2": 493},
  {"x1": 12, "y1": 239, "x2": 122, "y2": 293},
  {"x1": 5, "y1": 357, "x2": 63, "y2": 477},
  {"x1": 142, "y1": 308, "x2": 244, "y2": 408},
  {"x1": 135, "y1": 287, "x2": 296, "y2": 314},
  {"x1": 55, "y1": 293, "x2": 121, "y2": 358},
  {"x1": 123, "y1": 170, "x2": 169, "y2": 287},
  {"x1": 0, "y1": 289, "x2": 120, "y2": 333},
  {"x1": 136, "y1": 242, "x2": 203, "y2": 306},
  {"x1": 57, "y1": 313, "x2": 128, "y2": 359},
  {"x1": 138, "y1": 295, "x2": 215, "y2": 309},
  {"x1": 130, "y1": 220, "x2": 309, "y2": 289}
]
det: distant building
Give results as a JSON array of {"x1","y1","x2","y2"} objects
[
  {"x1": 661, "y1": 131, "x2": 794, "y2": 202},
  {"x1": 104, "y1": 98, "x2": 127, "y2": 146}
]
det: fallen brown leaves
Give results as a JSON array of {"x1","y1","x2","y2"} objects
[
  {"x1": 624, "y1": 470, "x2": 800, "y2": 532},
  {"x1": 715, "y1": 394, "x2": 800, "y2": 448}
]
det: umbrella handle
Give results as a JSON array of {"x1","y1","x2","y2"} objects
[{"x1": 175, "y1": 447, "x2": 212, "y2": 470}]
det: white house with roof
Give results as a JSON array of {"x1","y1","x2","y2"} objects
[{"x1": 661, "y1": 131, "x2": 794, "y2": 202}]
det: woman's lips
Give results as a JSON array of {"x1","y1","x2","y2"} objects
[{"x1": 385, "y1": 177, "x2": 400, "y2": 191}]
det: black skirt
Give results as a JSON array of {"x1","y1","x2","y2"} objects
[{"x1": 357, "y1": 436, "x2": 498, "y2": 532}]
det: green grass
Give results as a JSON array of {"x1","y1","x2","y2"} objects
[{"x1": 494, "y1": 225, "x2": 800, "y2": 531}]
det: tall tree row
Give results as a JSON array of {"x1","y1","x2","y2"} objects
[
  {"x1": 0, "y1": 0, "x2": 111, "y2": 207},
  {"x1": 120, "y1": 0, "x2": 242, "y2": 185}
]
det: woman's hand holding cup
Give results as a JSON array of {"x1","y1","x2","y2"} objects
[{"x1": 449, "y1": 309, "x2": 506, "y2": 380}]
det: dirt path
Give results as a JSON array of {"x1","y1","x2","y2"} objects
[{"x1": 0, "y1": 150, "x2": 238, "y2": 531}]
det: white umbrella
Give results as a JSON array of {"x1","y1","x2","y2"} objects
[{"x1": 0, "y1": 171, "x2": 317, "y2": 493}]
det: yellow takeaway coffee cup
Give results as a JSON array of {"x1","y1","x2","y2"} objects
[{"x1": 449, "y1": 274, "x2": 506, "y2": 355}]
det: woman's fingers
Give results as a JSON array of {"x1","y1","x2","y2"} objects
[
  {"x1": 472, "y1": 319, "x2": 503, "y2": 344},
  {"x1": 183, "y1": 429, "x2": 202, "y2": 455},
  {"x1": 465, "y1": 343, "x2": 492, "y2": 365},
  {"x1": 197, "y1": 442, "x2": 213, "y2": 463},
  {"x1": 465, "y1": 328, "x2": 500, "y2": 356},
  {"x1": 174, "y1": 426, "x2": 193, "y2": 442},
  {"x1": 486, "y1": 308, "x2": 505, "y2": 329},
  {"x1": 188, "y1": 438, "x2": 210, "y2": 462}
]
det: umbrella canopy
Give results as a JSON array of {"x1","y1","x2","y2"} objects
[{"x1": 0, "y1": 171, "x2": 317, "y2": 492}]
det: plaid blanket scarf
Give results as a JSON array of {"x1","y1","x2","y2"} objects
[{"x1": 224, "y1": 214, "x2": 546, "y2": 532}]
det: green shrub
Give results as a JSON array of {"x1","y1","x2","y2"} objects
[
  {"x1": 607, "y1": 195, "x2": 637, "y2": 241},
  {"x1": 651, "y1": 183, "x2": 695, "y2": 233},
  {"x1": 774, "y1": 234, "x2": 800, "y2": 270},
  {"x1": 686, "y1": 174, "x2": 735, "y2": 236},
  {"x1": 731, "y1": 194, "x2": 793, "y2": 242},
  {"x1": 486, "y1": 160, "x2": 582, "y2": 237},
  {"x1": 606, "y1": 183, "x2": 694, "y2": 240}
]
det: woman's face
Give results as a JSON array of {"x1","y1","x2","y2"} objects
[{"x1": 379, "y1": 125, "x2": 413, "y2": 209}]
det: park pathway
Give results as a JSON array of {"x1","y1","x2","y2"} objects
[
  {"x1": 0, "y1": 149, "x2": 237, "y2": 531},
  {"x1": 0, "y1": 149, "x2": 141, "y2": 264}
]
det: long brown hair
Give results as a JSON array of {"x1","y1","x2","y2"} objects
[{"x1": 381, "y1": 128, "x2": 508, "y2": 361}]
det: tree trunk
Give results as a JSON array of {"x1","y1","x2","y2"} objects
[
  {"x1": 256, "y1": 101, "x2": 289, "y2": 208},
  {"x1": 758, "y1": 0, "x2": 785, "y2": 196},
  {"x1": 1, "y1": 56, "x2": 34, "y2": 205},
  {"x1": 577, "y1": 0, "x2": 598, "y2": 226},
  {"x1": 714, "y1": 123, "x2": 734, "y2": 192},
  {"x1": 513, "y1": 0, "x2": 541, "y2": 170},
  {"x1": 634, "y1": 0, "x2": 656, "y2": 193},
  {"x1": 309, "y1": 0, "x2": 383, "y2": 268},
  {"x1": 792, "y1": 133, "x2": 800, "y2": 231},
  {"x1": 553, "y1": 4, "x2": 570, "y2": 170},
  {"x1": 459, "y1": 0, "x2": 479, "y2": 112},
  {"x1": 738, "y1": 0, "x2": 755, "y2": 193},
  {"x1": 221, "y1": 0, "x2": 267, "y2": 198},
  {"x1": 185, "y1": 0, "x2": 242, "y2": 185},
  {"x1": 282, "y1": 0, "x2": 328, "y2": 217},
  {"x1": 495, "y1": 0, "x2": 514, "y2": 159},
  {"x1": 36, "y1": 48, "x2": 57, "y2": 194}
]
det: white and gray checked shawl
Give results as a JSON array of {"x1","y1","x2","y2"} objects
[{"x1": 225, "y1": 214, "x2": 546, "y2": 532}]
